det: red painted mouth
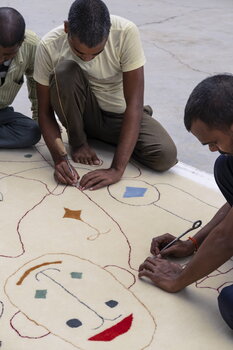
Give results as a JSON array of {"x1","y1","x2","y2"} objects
[{"x1": 88, "y1": 314, "x2": 133, "y2": 342}]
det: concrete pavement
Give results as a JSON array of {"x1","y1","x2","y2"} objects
[{"x1": 2, "y1": 0, "x2": 233, "y2": 173}]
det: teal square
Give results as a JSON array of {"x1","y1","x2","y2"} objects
[
  {"x1": 71, "y1": 272, "x2": 83, "y2": 279},
  {"x1": 35, "y1": 289, "x2": 47, "y2": 299}
]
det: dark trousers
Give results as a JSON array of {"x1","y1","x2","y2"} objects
[
  {"x1": 0, "y1": 107, "x2": 41, "y2": 148},
  {"x1": 49, "y1": 60, "x2": 177, "y2": 172},
  {"x1": 214, "y1": 154, "x2": 233, "y2": 329}
]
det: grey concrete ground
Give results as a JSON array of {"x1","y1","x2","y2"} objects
[{"x1": 2, "y1": 0, "x2": 233, "y2": 173}]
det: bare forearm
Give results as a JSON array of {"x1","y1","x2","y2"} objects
[
  {"x1": 174, "y1": 206, "x2": 233, "y2": 291},
  {"x1": 37, "y1": 83, "x2": 65, "y2": 163},
  {"x1": 189, "y1": 202, "x2": 231, "y2": 247},
  {"x1": 139, "y1": 205, "x2": 233, "y2": 293},
  {"x1": 112, "y1": 67, "x2": 144, "y2": 173},
  {"x1": 27, "y1": 76, "x2": 38, "y2": 120},
  {"x1": 39, "y1": 112, "x2": 63, "y2": 163},
  {"x1": 111, "y1": 106, "x2": 142, "y2": 172}
]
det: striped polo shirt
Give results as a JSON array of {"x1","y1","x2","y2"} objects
[
  {"x1": 0, "y1": 59, "x2": 11, "y2": 86},
  {"x1": 0, "y1": 30, "x2": 40, "y2": 119}
]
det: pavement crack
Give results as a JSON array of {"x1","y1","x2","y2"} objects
[
  {"x1": 138, "y1": 7, "x2": 218, "y2": 28},
  {"x1": 138, "y1": 15, "x2": 182, "y2": 27},
  {"x1": 145, "y1": 39, "x2": 210, "y2": 75}
]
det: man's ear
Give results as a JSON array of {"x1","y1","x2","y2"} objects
[
  {"x1": 64, "y1": 21, "x2": 69, "y2": 34},
  {"x1": 230, "y1": 123, "x2": 233, "y2": 133}
]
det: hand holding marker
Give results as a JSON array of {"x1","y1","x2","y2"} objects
[{"x1": 55, "y1": 138, "x2": 75, "y2": 178}]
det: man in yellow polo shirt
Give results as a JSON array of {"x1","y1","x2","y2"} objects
[
  {"x1": 0, "y1": 7, "x2": 41, "y2": 148},
  {"x1": 34, "y1": 0, "x2": 177, "y2": 190}
]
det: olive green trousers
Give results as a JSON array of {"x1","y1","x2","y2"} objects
[{"x1": 50, "y1": 60, "x2": 177, "y2": 171}]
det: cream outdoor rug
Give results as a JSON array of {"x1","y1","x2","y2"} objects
[{"x1": 0, "y1": 138, "x2": 232, "y2": 350}]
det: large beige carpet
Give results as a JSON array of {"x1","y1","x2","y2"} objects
[{"x1": 0, "y1": 137, "x2": 232, "y2": 349}]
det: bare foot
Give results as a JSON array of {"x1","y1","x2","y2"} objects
[{"x1": 71, "y1": 143, "x2": 100, "y2": 165}]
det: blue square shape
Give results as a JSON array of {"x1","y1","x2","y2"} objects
[{"x1": 123, "y1": 186, "x2": 147, "y2": 198}]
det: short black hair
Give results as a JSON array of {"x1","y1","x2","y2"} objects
[
  {"x1": 0, "y1": 7, "x2": 25, "y2": 47},
  {"x1": 68, "y1": 0, "x2": 111, "y2": 47},
  {"x1": 184, "y1": 74, "x2": 233, "y2": 131}
]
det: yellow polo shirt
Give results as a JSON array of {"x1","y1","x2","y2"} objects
[{"x1": 34, "y1": 15, "x2": 146, "y2": 113}]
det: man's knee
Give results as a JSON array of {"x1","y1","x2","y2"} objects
[
  {"x1": 147, "y1": 142, "x2": 177, "y2": 171},
  {"x1": 0, "y1": 120, "x2": 41, "y2": 149},
  {"x1": 153, "y1": 142, "x2": 177, "y2": 171},
  {"x1": 18, "y1": 121, "x2": 41, "y2": 147},
  {"x1": 134, "y1": 142, "x2": 177, "y2": 172},
  {"x1": 50, "y1": 60, "x2": 85, "y2": 89},
  {"x1": 29, "y1": 123, "x2": 41, "y2": 145},
  {"x1": 218, "y1": 285, "x2": 233, "y2": 330}
]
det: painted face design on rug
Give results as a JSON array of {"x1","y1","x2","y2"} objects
[{"x1": 5, "y1": 254, "x2": 156, "y2": 349}]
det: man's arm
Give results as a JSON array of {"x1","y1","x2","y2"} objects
[
  {"x1": 111, "y1": 67, "x2": 144, "y2": 172},
  {"x1": 25, "y1": 37, "x2": 40, "y2": 120},
  {"x1": 79, "y1": 66, "x2": 144, "y2": 190},
  {"x1": 37, "y1": 83, "x2": 79, "y2": 185},
  {"x1": 139, "y1": 203, "x2": 233, "y2": 292},
  {"x1": 26, "y1": 73, "x2": 38, "y2": 120},
  {"x1": 150, "y1": 202, "x2": 231, "y2": 257}
]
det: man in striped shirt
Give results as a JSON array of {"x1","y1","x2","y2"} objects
[{"x1": 0, "y1": 7, "x2": 41, "y2": 148}]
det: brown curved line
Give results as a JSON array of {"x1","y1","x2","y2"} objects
[{"x1": 16, "y1": 261, "x2": 62, "y2": 285}]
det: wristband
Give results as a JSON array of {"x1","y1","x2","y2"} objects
[{"x1": 188, "y1": 236, "x2": 198, "y2": 251}]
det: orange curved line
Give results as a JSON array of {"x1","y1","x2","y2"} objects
[{"x1": 16, "y1": 261, "x2": 62, "y2": 285}]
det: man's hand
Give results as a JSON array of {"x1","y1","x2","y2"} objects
[
  {"x1": 54, "y1": 160, "x2": 79, "y2": 186},
  {"x1": 138, "y1": 257, "x2": 183, "y2": 292},
  {"x1": 151, "y1": 233, "x2": 195, "y2": 258},
  {"x1": 79, "y1": 168, "x2": 123, "y2": 191}
]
